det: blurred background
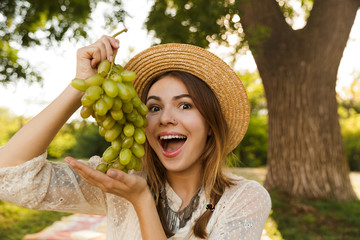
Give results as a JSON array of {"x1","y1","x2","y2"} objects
[{"x1": 0, "y1": 0, "x2": 359, "y2": 239}]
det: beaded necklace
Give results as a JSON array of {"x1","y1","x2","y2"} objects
[{"x1": 161, "y1": 187, "x2": 202, "y2": 232}]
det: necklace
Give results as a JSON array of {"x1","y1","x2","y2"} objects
[{"x1": 161, "y1": 187, "x2": 201, "y2": 232}]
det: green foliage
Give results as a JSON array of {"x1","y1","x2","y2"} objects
[
  {"x1": 146, "y1": 0, "x2": 313, "y2": 57},
  {"x1": 0, "y1": 108, "x2": 29, "y2": 146},
  {"x1": 231, "y1": 114, "x2": 268, "y2": 167},
  {"x1": 338, "y1": 76, "x2": 360, "y2": 171},
  {"x1": 0, "y1": 200, "x2": 71, "y2": 240},
  {"x1": 146, "y1": 0, "x2": 243, "y2": 49},
  {"x1": 270, "y1": 190, "x2": 360, "y2": 240},
  {"x1": 0, "y1": 0, "x2": 126, "y2": 84},
  {"x1": 340, "y1": 113, "x2": 360, "y2": 171},
  {"x1": 65, "y1": 120, "x2": 109, "y2": 159},
  {"x1": 48, "y1": 124, "x2": 77, "y2": 159},
  {"x1": 240, "y1": 71, "x2": 267, "y2": 115},
  {"x1": 0, "y1": 107, "x2": 109, "y2": 159},
  {"x1": 229, "y1": 71, "x2": 268, "y2": 168}
]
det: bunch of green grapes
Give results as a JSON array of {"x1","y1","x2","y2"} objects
[{"x1": 71, "y1": 31, "x2": 148, "y2": 173}]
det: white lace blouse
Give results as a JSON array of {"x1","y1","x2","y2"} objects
[{"x1": 0, "y1": 152, "x2": 271, "y2": 240}]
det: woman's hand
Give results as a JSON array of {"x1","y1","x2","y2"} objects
[
  {"x1": 75, "y1": 35, "x2": 120, "y2": 80},
  {"x1": 64, "y1": 157, "x2": 150, "y2": 206}
]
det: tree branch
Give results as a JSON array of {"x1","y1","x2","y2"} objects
[
  {"x1": 239, "y1": 0, "x2": 293, "y2": 53},
  {"x1": 303, "y1": 0, "x2": 359, "y2": 67}
]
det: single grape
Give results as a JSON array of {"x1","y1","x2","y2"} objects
[
  {"x1": 81, "y1": 95, "x2": 95, "y2": 107},
  {"x1": 124, "y1": 82, "x2": 137, "y2": 97},
  {"x1": 85, "y1": 85, "x2": 103, "y2": 101},
  {"x1": 121, "y1": 136, "x2": 134, "y2": 149},
  {"x1": 71, "y1": 78, "x2": 88, "y2": 92},
  {"x1": 85, "y1": 73, "x2": 104, "y2": 86},
  {"x1": 111, "y1": 138, "x2": 122, "y2": 152},
  {"x1": 119, "y1": 148, "x2": 132, "y2": 165},
  {"x1": 102, "y1": 115, "x2": 116, "y2": 129},
  {"x1": 98, "y1": 59, "x2": 111, "y2": 77},
  {"x1": 133, "y1": 115, "x2": 145, "y2": 128},
  {"x1": 80, "y1": 106, "x2": 93, "y2": 119},
  {"x1": 123, "y1": 123, "x2": 135, "y2": 137},
  {"x1": 105, "y1": 124, "x2": 122, "y2": 142},
  {"x1": 112, "y1": 97, "x2": 123, "y2": 110},
  {"x1": 126, "y1": 155, "x2": 138, "y2": 170},
  {"x1": 112, "y1": 64, "x2": 124, "y2": 74},
  {"x1": 96, "y1": 163, "x2": 108, "y2": 173},
  {"x1": 131, "y1": 96, "x2": 142, "y2": 107},
  {"x1": 117, "y1": 82, "x2": 131, "y2": 101},
  {"x1": 134, "y1": 128, "x2": 146, "y2": 144},
  {"x1": 110, "y1": 109, "x2": 124, "y2": 121},
  {"x1": 110, "y1": 73, "x2": 122, "y2": 82},
  {"x1": 120, "y1": 70, "x2": 137, "y2": 82},
  {"x1": 137, "y1": 103, "x2": 149, "y2": 116},
  {"x1": 126, "y1": 109, "x2": 138, "y2": 122},
  {"x1": 103, "y1": 146, "x2": 119, "y2": 163},
  {"x1": 111, "y1": 160, "x2": 126, "y2": 170},
  {"x1": 99, "y1": 126, "x2": 107, "y2": 137},
  {"x1": 103, "y1": 79, "x2": 118, "y2": 98},
  {"x1": 131, "y1": 142, "x2": 145, "y2": 158},
  {"x1": 102, "y1": 95, "x2": 114, "y2": 109},
  {"x1": 94, "y1": 99, "x2": 108, "y2": 116},
  {"x1": 122, "y1": 102, "x2": 133, "y2": 114}
]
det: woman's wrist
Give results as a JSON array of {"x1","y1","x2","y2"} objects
[
  {"x1": 131, "y1": 187, "x2": 154, "y2": 212},
  {"x1": 131, "y1": 187, "x2": 167, "y2": 240}
]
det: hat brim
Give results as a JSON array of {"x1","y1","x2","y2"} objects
[{"x1": 124, "y1": 43, "x2": 250, "y2": 153}]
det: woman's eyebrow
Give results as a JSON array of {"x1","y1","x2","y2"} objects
[
  {"x1": 173, "y1": 94, "x2": 191, "y2": 100},
  {"x1": 146, "y1": 94, "x2": 191, "y2": 102},
  {"x1": 146, "y1": 95, "x2": 161, "y2": 102}
]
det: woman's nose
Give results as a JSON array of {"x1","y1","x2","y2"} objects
[{"x1": 159, "y1": 108, "x2": 177, "y2": 126}]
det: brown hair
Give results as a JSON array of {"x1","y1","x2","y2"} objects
[{"x1": 141, "y1": 71, "x2": 234, "y2": 238}]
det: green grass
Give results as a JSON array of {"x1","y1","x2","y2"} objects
[
  {"x1": 231, "y1": 168, "x2": 360, "y2": 240},
  {"x1": 0, "y1": 200, "x2": 71, "y2": 240},
  {"x1": 269, "y1": 190, "x2": 360, "y2": 240}
]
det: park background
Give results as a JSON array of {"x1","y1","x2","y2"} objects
[{"x1": 0, "y1": 0, "x2": 360, "y2": 239}]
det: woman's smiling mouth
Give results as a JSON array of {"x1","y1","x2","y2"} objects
[{"x1": 159, "y1": 134, "x2": 187, "y2": 157}]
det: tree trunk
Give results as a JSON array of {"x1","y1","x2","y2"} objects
[{"x1": 239, "y1": 0, "x2": 359, "y2": 200}]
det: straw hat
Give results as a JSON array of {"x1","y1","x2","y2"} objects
[{"x1": 124, "y1": 43, "x2": 250, "y2": 153}]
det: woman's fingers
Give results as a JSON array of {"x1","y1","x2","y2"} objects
[
  {"x1": 106, "y1": 168, "x2": 135, "y2": 188},
  {"x1": 64, "y1": 157, "x2": 108, "y2": 187},
  {"x1": 92, "y1": 35, "x2": 120, "y2": 64},
  {"x1": 64, "y1": 157, "x2": 143, "y2": 198},
  {"x1": 74, "y1": 35, "x2": 120, "y2": 80},
  {"x1": 107, "y1": 37, "x2": 120, "y2": 62}
]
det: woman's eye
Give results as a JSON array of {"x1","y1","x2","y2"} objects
[
  {"x1": 148, "y1": 105, "x2": 160, "y2": 112},
  {"x1": 180, "y1": 103, "x2": 192, "y2": 110}
]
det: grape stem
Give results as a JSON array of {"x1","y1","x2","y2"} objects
[
  {"x1": 107, "y1": 28, "x2": 128, "y2": 79},
  {"x1": 112, "y1": 28, "x2": 128, "y2": 38}
]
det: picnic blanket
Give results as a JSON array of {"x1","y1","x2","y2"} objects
[{"x1": 23, "y1": 214, "x2": 107, "y2": 240}]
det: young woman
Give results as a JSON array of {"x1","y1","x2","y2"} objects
[{"x1": 0, "y1": 36, "x2": 271, "y2": 239}]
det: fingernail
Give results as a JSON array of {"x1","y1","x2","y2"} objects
[
  {"x1": 115, "y1": 40, "x2": 119, "y2": 48},
  {"x1": 109, "y1": 55, "x2": 113, "y2": 62},
  {"x1": 107, "y1": 169, "x2": 116, "y2": 177}
]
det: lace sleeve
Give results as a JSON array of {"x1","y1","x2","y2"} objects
[
  {"x1": 209, "y1": 179, "x2": 271, "y2": 240},
  {"x1": 0, "y1": 152, "x2": 107, "y2": 215}
]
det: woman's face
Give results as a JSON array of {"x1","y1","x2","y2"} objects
[{"x1": 145, "y1": 75, "x2": 210, "y2": 174}]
